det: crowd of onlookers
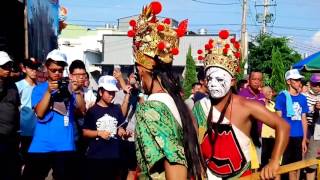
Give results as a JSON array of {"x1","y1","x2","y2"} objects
[
  {"x1": 0, "y1": 49, "x2": 142, "y2": 180},
  {"x1": 0, "y1": 48, "x2": 320, "y2": 180}
]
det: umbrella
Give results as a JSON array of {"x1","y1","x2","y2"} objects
[{"x1": 292, "y1": 51, "x2": 320, "y2": 72}]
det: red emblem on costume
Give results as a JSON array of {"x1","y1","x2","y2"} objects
[{"x1": 201, "y1": 124, "x2": 247, "y2": 178}]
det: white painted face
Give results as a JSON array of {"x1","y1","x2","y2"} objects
[{"x1": 206, "y1": 67, "x2": 232, "y2": 99}]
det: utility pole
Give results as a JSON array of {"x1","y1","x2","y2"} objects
[
  {"x1": 241, "y1": 0, "x2": 248, "y2": 75},
  {"x1": 255, "y1": 0, "x2": 276, "y2": 34},
  {"x1": 262, "y1": 0, "x2": 268, "y2": 34}
]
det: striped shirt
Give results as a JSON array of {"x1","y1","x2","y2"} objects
[{"x1": 303, "y1": 90, "x2": 320, "y2": 125}]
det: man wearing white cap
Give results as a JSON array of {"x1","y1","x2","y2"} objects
[
  {"x1": 275, "y1": 69, "x2": 309, "y2": 180},
  {"x1": 22, "y1": 49, "x2": 85, "y2": 179},
  {"x1": 0, "y1": 51, "x2": 21, "y2": 179}
]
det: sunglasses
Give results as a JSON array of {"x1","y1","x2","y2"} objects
[
  {"x1": 0, "y1": 63, "x2": 13, "y2": 71},
  {"x1": 48, "y1": 68, "x2": 64, "y2": 73}
]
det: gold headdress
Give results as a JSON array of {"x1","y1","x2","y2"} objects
[
  {"x1": 127, "y1": 1, "x2": 188, "y2": 70},
  {"x1": 197, "y1": 30, "x2": 241, "y2": 76}
]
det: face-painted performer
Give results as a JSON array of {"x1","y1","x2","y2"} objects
[
  {"x1": 192, "y1": 30, "x2": 290, "y2": 179},
  {"x1": 127, "y1": 1, "x2": 205, "y2": 179}
]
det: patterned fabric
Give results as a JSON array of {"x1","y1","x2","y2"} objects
[
  {"x1": 303, "y1": 90, "x2": 320, "y2": 125},
  {"x1": 135, "y1": 100, "x2": 187, "y2": 179}
]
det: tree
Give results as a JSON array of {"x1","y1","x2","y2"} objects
[
  {"x1": 248, "y1": 34, "x2": 301, "y2": 77},
  {"x1": 269, "y1": 47, "x2": 287, "y2": 93},
  {"x1": 183, "y1": 46, "x2": 197, "y2": 99}
]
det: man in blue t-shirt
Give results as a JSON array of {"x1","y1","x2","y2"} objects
[
  {"x1": 22, "y1": 50, "x2": 86, "y2": 180},
  {"x1": 275, "y1": 69, "x2": 308, "y2": 180}
]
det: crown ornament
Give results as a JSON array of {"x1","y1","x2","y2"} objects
[
  {"x1": 127, "y1": 1, "x2": 188, "y2": 70},
  {"x1": 197, "y1": 30, "x2": 241, "y2": 76}
]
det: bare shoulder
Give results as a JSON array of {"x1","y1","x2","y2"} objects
[
  {"x1": 232, "y1": 94, "x2": 265, "y2": 112},
  {"x1": 232, "y1": 95, "x2": 252, "y2": 114},
  {"x1": 233, "y1": 95, "x2": 266, "y2": 116}
]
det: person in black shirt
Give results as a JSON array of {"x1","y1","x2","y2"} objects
[
  {"x1": 83, "y1": 75, "x2": 126, "y2": 180},
  {"x1": 0, "y1": 51, "x2": 21, "y2": 180}
]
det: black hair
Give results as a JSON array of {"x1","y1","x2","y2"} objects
[
  {"x1": 96, "y1": 87, "x2": 104, "y2": 103},
  {"x1": 204, "y1": 66, "x2": 232, "y2": 154},
  {"x1": 206, "y1": 93, "x2": 232, "y2": 156},
  {"x1": 301, "y1": 79, "x2": 308, "y2": 86},
  {"x1": 45, "y1": 58, "x2": 67, "y2": 68},
  {"x1": 69, "y1": 60, "x2": 86, "y2": 74},
  {"x1": 236, "y1": 79, "x2": 247, "y2": 92},
  {"x1": 197, "y1": 67, "x2": 205, "y2": 82},
  {"x1": 192, "y1": 82, "x2": 202, "y2": 89},
  {"x1": 151, "y1": 57, "x2": 206, "y2": 179},
  {"x1": 248, "y1": 71, "x2": 263, "y2": 79}
]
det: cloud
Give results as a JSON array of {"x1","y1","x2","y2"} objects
[{"x1": 311, "y1": 31, "x2": 320, "y2": 46}]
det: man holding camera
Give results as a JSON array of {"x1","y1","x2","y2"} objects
[{"x1": 23, "y1": 50, "x2": 85, "y2": 180}]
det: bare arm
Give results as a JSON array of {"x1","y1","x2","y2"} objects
[
  {"x1": 246, "y1": 101, "x2": 290, "y2": 179},
  {"x1": 164, "y1": 160, "x2": 187, "y2": 180},
  {"x1": 74, "y1": 92, "x2": 86, "y2": 116},
  {"x1": 70, "y1": 78, "x2": 86, "y2": 116},
  {"x1": 113, "y1": 69, "x2": 126, "y2": 90},
  {"x1": 247, "y1": 101, "x2": 289, "y2": 163},
  {"x1": 34, "y1": 90, "x2": 52, "y2": 119},
  {"x1": 35, "y1": 81, "x2": 58, "y2": 119},
  {"x1": 83, "y1": 129, "x2": 111, "y2": 139},
  {"x1": 121, "y1": 93, "x2": 130, "y2": 117},
  {"x1": 301, "y1": 113, "x2": 308, "y2": 140},
  {"x1": 83, "y1": 129, "x2": 99, "y2": 138},
  {"x1": 301, "y1": 113, "x2": 308, "y2": 154}
]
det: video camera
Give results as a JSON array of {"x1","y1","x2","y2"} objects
[
  {"x1": 54, "y1": 77, "x2": 70, "y2": 102},
  {"x1": 57, "y1": 77, "x2": 69, "y2": 91}
]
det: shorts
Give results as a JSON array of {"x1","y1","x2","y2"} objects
[
  {"x1": 304, "y1": 136, "x2": 320, "y2": 169},
  {"x1": 282, "y1": 137, "x2": 302, "y2": 165}
]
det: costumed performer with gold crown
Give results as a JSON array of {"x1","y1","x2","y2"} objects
[
  {"x1": 127, "y1": 1, "x2": 206, "y2": 179},
  {"x1": 192, "y1": 30, "x2": 290, "y2": 179}
]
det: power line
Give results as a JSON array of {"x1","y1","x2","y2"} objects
[
  {"x1": 277, "y1": 1, "x2": 320, "y2": 6},
  {"x1": 65, "y1": 23, "x2": 319, "y2": 37},
  {"x1": 290, "y1": 42, "x2": 320, "y2": 52},
  {"x1": 290, "y1": 45, "x2": 318, "y2": 54},
  {"x1": 247, "y1": 0, "x2": 260, "y2": 33},
  {"x1": 66, "y1": 21, "x2": 319, "y2": 32},
  {"x1": 68, "y1": 19, "x2": 115, "y2": 23}
]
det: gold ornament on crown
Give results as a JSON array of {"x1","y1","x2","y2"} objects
[
  {"x1": 197, "y1": 30, "x2": 241, "y2": 76},
  {"x1": 127, "y1": 1, "x2": 188, "y2": 70}
]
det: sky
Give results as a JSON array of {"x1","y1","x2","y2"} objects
[{"x1": 60, "y1": 0, "x2": 320, "y2": 56}]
